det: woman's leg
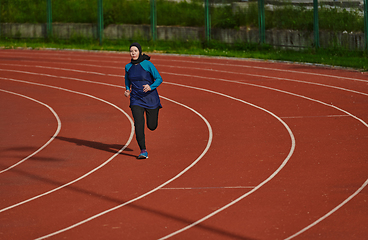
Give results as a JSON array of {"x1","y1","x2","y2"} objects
[
  {"x1": 131, "y1": 105, "x2": 146, "y2": 150},
  {"x1": 146, "y1": 107, "x2": 160, "y2": 131}
]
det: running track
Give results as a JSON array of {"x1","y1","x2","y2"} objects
[{"x1": 0, "y1": 49, "x2": 367, "y2": 240}]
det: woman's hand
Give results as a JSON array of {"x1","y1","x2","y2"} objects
[
  {"x1": 124, "y1": 90, "x2": 131, "y2": 97},
  {"x1": 143, "y1": 84, "x2": 151, "y2": 93}
]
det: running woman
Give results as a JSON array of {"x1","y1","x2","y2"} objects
[{"x1": 124, "y1": 42, "x2": 163, "y2": 159}]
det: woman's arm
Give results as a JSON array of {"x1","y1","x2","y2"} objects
[
  {"x1": 142, "y1": 61, "x2": 163, "y2": 91},
  {"x1": 124, "y1": 65, "x2": 132, "y2": 97},
  {"x1": 125, "y1": 73, "x2": 131, "y2": 91}
]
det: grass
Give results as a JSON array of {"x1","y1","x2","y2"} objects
[
  {"x1": 1, "y1": 37, "x2": 367, "y2": 71},
  {"x1": 0, "y1": 0, "x2": 364, "y2": 32}
]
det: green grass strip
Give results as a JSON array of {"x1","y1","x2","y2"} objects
[{"x1": 1, "y1": 38, "x2": 367, "y2": 71}]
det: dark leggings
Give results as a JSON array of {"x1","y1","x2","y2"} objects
[{"x1": 130, "y1": 105, "x2": 160, "y2": 150}]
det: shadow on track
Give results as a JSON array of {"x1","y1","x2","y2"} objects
[{"x1": 54, "y1": 136, "x2": 137, "y2": 158}]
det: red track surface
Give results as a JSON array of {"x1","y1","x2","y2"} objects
[{"x1": 0, "y1": 49, "x2": 367, "y2": 240}]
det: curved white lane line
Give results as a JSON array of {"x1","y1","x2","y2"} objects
[
  {"x1": 0, "y1": 61, "x2": 122, "y2": 71},
  {"x1": 0, "y1": 89, "x2": 62, "y2": 174},
  {"x1": 285, "y1": 179, "x2": 368, "y2": 239},
  {"x1": 159, "y1": 64, "x2": 368, "y2": 90},
  {"x1": 1, "y1": 49, "x2": 126, "y2": 59},
  {"x1": 2, "y1": 62, "x2": 368, "y2": 99},
  {"x1": 158, "y1": 82, "x2": 296, "y2": 239},
  {"x1": 0, "y1": 63, "x2": 121, "y2": 77},
  {"x1": 2, "y1": 60, "x2": 368, "y2": 238},
  {"x1": 160, "y1": 81, "x2": 368, "y2": 239},
  {"x1": 162, "y1": 71, "x2": 368, "y2": 100},
  {"x1": 0, "y1": 69, "x2": 123, "y2": 86},
  {"x1": 2, "y1": 51, "x2": 368, "y2": 83},
  {"x1": 0, "y1": 78, "x2": 135, "y2": 213},
  {"x1": 35, "y1": 95, "x2": 214, "y2": 240},
  {"x1": 25, "y1": 76, "x2": 295, "y2": 239},
  {"x1": 0, "y1": 77, "x2": 214, "y2": 240},
  {"x1": 164, "y1": 75, "x2": 368, "y2": 128},
  {"x1": 159, "y1": 59, "x2": 368, "y2": 83},
  {"x1": 2, "y1": 51, "x2": 125, "y2": 64}
]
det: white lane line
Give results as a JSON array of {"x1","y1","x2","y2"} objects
[
  {"x1": 0, "y1": 75, "x2": 214, "y2": 239},
  {"x1": 158, "y1": 81, "x2": 368, "y2": 239},
  {"x1": 160, "y1": 66, "x2": 368, "y2": 95},
  {"x1": 162, "y1": 71, "x2": 368, "y2": 99},
  {"x1": 0, "y1": 68, "x2": 123, "y2": 85},
  {"x1": 284, "y1": 178, "x2": 368, "y2": 239},
  {"x1": 3, "y1": 62, "x2": 368, "y2": 101},
  {"x1": 1, "y1": 62, "x2": 368, "y2": 98},
  {"x1": 35, "y1": 94, "x2": 213, "y2": 240},
  {"x1": 2, "y1": 60, "x2": 368, "y2": 238},
  {"x1": 157, "y1": 59, "x2": 368, "y2": 84},
  {"x1": 2, "y1": 51, "x2": 368, "y2": 84},
  {"x1": 158, "y1": 82, "x2": 296, "y2": 240},
  {"x1": 1, "y1": 65, "x2": 368, "y2": 105},
  {"x1": 164, "y1": 79, "x2": 367, "y2": 127},
  {"x1": 281, "y1": 114, "x2": 350, "y2": 119},
  {"x1": 0, "y1": 77, "x2": 134, "y2": 213},
  {"x1": 5, "y1": 52, "x2": 368, "y2": 82},
  {"x1": 0, "y1": 61, "x2": 122, "y2": 71},
  {"x1": 10, "y1": 69, "x2": 295, "y2": 239},
  {"x1": 0, "y1": 89, "x2": 61, "y2": 174},
  {"x1": 160, "y1": 186, "x2": 256, "y2": 190},
  {"x1": 0, "y1": 50, "x2": 128, "y2": 60},
  {"x1": 0, "y1": 63, "x2": 122, "y2": 78}
]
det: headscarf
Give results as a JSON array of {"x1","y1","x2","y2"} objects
[{"x1": 130, "y1": 42, "x2": 150, "y2": 64}]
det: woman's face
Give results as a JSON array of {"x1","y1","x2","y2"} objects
[{"x1": 130, "y1": 46, "x2": 139, "y2": 60}]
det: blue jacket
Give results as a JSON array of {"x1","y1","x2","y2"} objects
[{"x1": 125, "y1": 60, "x2": 163, "y2": 109}]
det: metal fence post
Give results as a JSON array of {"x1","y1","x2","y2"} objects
[
  {"x1": 97, "y1": 0, "x2": 103, "y2": 45},
  {"x1": 364, "y1": 0, "x2": 368, "y2": 51},
  {"x1": 313, "y1": 0, "x2": 320, "y2": 49},
  {"x1": 204, "y1": 0, "x2": 211, "y2": 42},
  {"x1": 47, "y1": 0, "x2": 52, "y2": 38},
  {"x1": 258, "y1": 0, "x2": 265, "y2": 44},
  {"x1": 150, "y1": 0, "x2": 157, "y2": 41}
]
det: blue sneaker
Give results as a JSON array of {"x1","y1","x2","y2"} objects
[{"x1": 137, "y1": 150, "x2": 148, "y2": 159}]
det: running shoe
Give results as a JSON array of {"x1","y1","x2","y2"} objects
[{"x1": 137, "y1": 150, "x2": 148, "y2": 159}]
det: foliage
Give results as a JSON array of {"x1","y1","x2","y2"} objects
[
  {"x1": 268, "y1": 5, "x2": 314, "y2": 31},
  {"x1": 319, "y1": 6, "x2": 363, "y2": 32},
  {"x1": 0, "y1": 0, "x2": 365, "y2": 32},
  {"x1": 156, "y1": 0, "x2": 204, "y2": 26},
  {"x1": 1, "y1": 37, "x2": 367, "y2": 71},
  {"x1": 103, "y1": 0, "x2": 150, "y2": 25},
  {"x1": 0, "y1": 0, "x2": 45, "y2": 23},
  {"x1": 52, "y1": 0, "x2": 98, "y2": 23}
]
